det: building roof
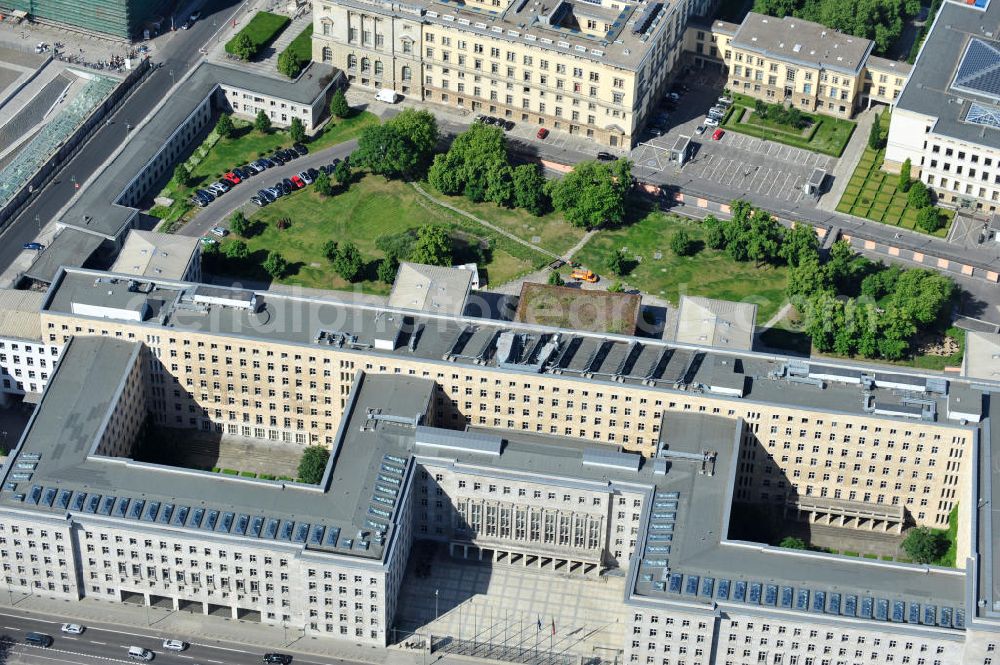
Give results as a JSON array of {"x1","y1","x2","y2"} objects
[
  {"x1": 110, "y1": 230, "x2": 200, "y2": 279},
  {"x1": 965, "y1": 330, "x2": 1000, "y2": 380},
  {"x1": 865, "y1": 54, "x2": 913, "y2": 76},
  {"x1": 731, "y1": 12, "x2": 873, "y2": 75},
  {"x1": 58, "y1": 61, "x2": 341, "y2": 240},
  {"x1": 514, "y1": 283, "x2": 641, "y2": 335},
  {"x1": 24, "y1": 228, "x2": 105, "y2": 284},
  {"x1": 895, "y1": 0, "x2": 1000, "y2": 151},
  {"x1": 672, "y1": 296, "x2": 756, "y2": 351},
  {"x1": 0, "y1": 289, "x2": 45, "y2": 341},
  {"x1": 387, "y1": 262, "x2": 474, "y2": 316}
]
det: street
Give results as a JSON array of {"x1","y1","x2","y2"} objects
[
  {"x1": 0, "y1": 608, "x2": 364, "y2": 665},
  {"x1": 0, "y1": 0, "x2": 246, "y2": 274}
]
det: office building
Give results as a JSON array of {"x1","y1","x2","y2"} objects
[
  {"x1": 0, "y1": 0, "x2": 172, "y2": 40},
  {"x1": 0, "y1": 289, "x2": 59, "y2": 402},
  {"x1": 312, "y1": 0, "x2": 717, "y2": 147},
  {"x1": 886, "y1": 0, "x2": 1000, "y2": 212},
  {"x1": 110, "y1": 230, "x2": 202, "y2": 282}
]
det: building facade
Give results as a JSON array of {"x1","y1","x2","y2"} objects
[{"x1": 313, "y1": 0, "x2": 716, "y2": 147}]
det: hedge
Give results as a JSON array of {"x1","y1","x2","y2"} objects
[{"x1": 225, "y1": 11, "x2": 291, "y2": 60}]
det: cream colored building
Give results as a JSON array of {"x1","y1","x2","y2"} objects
[
  {"x1": 688, "y1": 13, "x2": 910, "y2": 119},
  {"x1": 312, "y1": 0, "x2": 717, "y2": 147}
]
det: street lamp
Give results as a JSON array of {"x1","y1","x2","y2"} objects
[{"x1": 434, "y1": 588, "x2": 439, "y2": 621}]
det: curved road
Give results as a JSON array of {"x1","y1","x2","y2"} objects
[{"x1": 0, "y1": 0, "x2": 245, "y2": 273}]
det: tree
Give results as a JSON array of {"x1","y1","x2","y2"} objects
[
  {"x1": 388, "y1": 109, "x2": 438, "y2": 165},
  {"x1": 223, "y1": 240, "x2": 249, "y2": 260},
  {"x1": 898, "y1": 158, "x2": 912, "y2": 192},
  {"x1": 703, "y1": 215, "x2": 727, "y2": 250},
  {"x1": 328, "y1": 241, "x2": 364, "y2": 282},
  {"x1": 779, "y1": 537, "x2": 806, "y2": 550},
  {"x1": 868, "y1": 112, "x2": 882, "y2": 150},
  {"x1": 262, "y1": 251, "x2": 289, "y2": 279},
  {"x1": 780, "y1": 223, "x2": 820, "y2": 267},
  {"x1": 607, "y1": 281, "x2": 625, "y2": 293},
  {"x1": 745, "y1": 210, "x2": 784, "y2": 266},
  {"x1": 254, "y1": 109, "x2": 271, "y2": 133},
  {"x1": 550, "y1": 160, "x2": 631, "y2": 229},
  {"x1": 229, "y1": 211, "x2": 249, "y2": 237},
  {"x1": 215, "y1": 113, "x2": 235, "y2": 139},
  {"x1": 485, "y1": 161, "x2": 515, "y2": 207},
  {"x1": 314, "y1": 170, "x2": 333, "y2": 196},
  {"x1": 333, "y1": 160, "x2": 352, "y2": 186},
  {"x1": 785, "y1": 255, "x2": 831, "y2": 300},
  {"x1": 889, "y1": 268, "x2": 955, "y2": 325},
  {"x1": 916, "y1": 206, "x2": 944, "y2": 233},
  {"x1": 902, "y1": 527, "x2": 946, "y2": 564},
  {"x1": 297, "y1": 446, "x2": 330, "y2": 484},
  {"x1": 512, "y1": 164, "x2": 548, "y2": 215},
  {"x1": 670, "y1": 229, "x2": 696, "y2": 256},
  {"x1": 353, "y1": 124, "x2": 416, "y2": 179},
  {"x1": 173, "y1": 163, "x2": 191, "y2": 187},
  {"x1": 548, "y1": 271, "x2": 564, "y2": 286},
  {"x1": 330, "y1": 89, "x2": 351, "y2": 119},
  {"x1": 607, "y1": 251, "x2": 627, "y2": 276},
  {"x1": 277, "y1": 49, "x2": 302, "y2": 78},
  {"x1": 289, "y1": 117, "x2": 306, "y2": 144},
  {"x1": 377, "y1": 256, "x2": 399, "y2": 284},
  {"x1": 410, "y1": 225, "x2": 452, "y2": 266},
  {"x1": 908, "y1": 180, "x2": 931, "y2": 208},
  {"x1": 229, "y1": 33, "x2": 255, "y2": 61}
]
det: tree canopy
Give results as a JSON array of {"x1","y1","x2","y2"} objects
[
  {"x1": 754, "y1": 0, "x2": 919, "y2": 54},
  {"x1": 262, "y1": 251, "x2": 288, "y2": 279},
  {"x1": 289, "y1": 117, "x2": 306, "y2": 144},
  {"x1": 354, "y1": 110, "x2": 438, "y2": 179},
  {"x1": 297, "y1": 446, "x2": 330, "y2": 484},
  {"x1": 330, "y1": 89, "x2": 351, "y2": 118},
  {"x1": 324, "y1": 241, "x2": 365, "y2": 282},
  {"x1": 901, "y1": 527, "x2": 947, "y2": 564},
  {"x1": 254, "y1": 109, "x2": 271, "y2": 133},
  {"x1": 549, "y1": 159, "x2": 632, "y2": 229},
  {"x1": 215, "y1": 113, "x2": 235, "y2": 139},
  {"x1": 410, "y1": 225, "x2": 453, "y2": 266}
]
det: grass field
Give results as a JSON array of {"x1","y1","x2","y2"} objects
[
  {"x1": 151, "y1": 113, "x2": 378, "y2": 231},
  {"x1": 224, "y1": 11, "x2": 290, "y2": 59},
  {"x1": 427, "y1": 190, "x2": 584, "y2": 256},
  {"x1": 215, "y1": 175, "x2": 544, "y2": 292},
  {"x1": 571, "y1": 208, "x2": 789, "y2": 322},
  {"x1": 278, "y1": 25, "x2": 313, "y2": 77},
  {"x1": 722, "y1": 93, "x2": 855, "y2": 157}
]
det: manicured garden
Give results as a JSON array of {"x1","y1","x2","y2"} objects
[
  {"x1": 571, "y1": 208, "x2": 790, "y2": 323},
  {"x1": 722, "y1": 93, "x2": 856, "y2": 157},
  {"x1": 225, "y1": 11, "x2": 290, "y2": 61},
  {"x1": 277, "y1": 25, "x2": 314, "y2": 78},
  {"x1": 213, "y1": 175, "x2": 545, "y2": 292}
]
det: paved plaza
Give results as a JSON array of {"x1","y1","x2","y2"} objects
[{"x1": 395, "y1": 546, "x2": 627, "y2": 663}]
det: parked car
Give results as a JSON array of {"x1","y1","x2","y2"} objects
[
  {"x1": 210, "y1": 181, "x2": 231, "y2": 194},
  {"x1": 23, "y1": 242, "x2": 45, "y2": 251},
  {"x1": 180, "y1": 19, "x2": 191, "y2": 29},
  {"x1": 306, "y1": 167, "x2": 320, "y2": 181},
  {"x1": 703, "y1": 117, "x2": 719, "y2": 127},
  {"x1": 282, "y1": 178, "x2": 296, "y2": 192},
  {"x1": 695, "y1": 125, "x2": 706, "y2": 135},
  {"x1": 290, "y1": 175, "x2": 306, "y2": 189},
  {"x1": 647, "y1": 127, "x2": 663, "y2": 137},
  {"x1": 258, "y1": 189, "x2": 275, "y2": 203},
  {"x1": 298, "y1": 171, "x2": 314, "y2": 185},
  {"x1": 263, "y1": 655, "x2": 292, "y2": 665},
  {"x1": 224, "y1": 171, "x2": 241, "y2": 184},
  {"x1": 270, "y1": 153, "x2": 285, "y2": 166},
  {"x1": 250, "y1": 196, "x2": 265, "y2": 207},
  {"x1": 667, "y1": 92, "x2": 680, "y2": 102},
  {"x1": 293, "y1": 142, "x2": 308, "y2": 155},
  {"x1": 503, "y1": 119, "x2": 515, "y2": 131},
  {"x1": 265, "y1": 187, "x2": 282, "y2": 200},
  {"x1": 162, "y1": 640, "x2": 188, "y2": 652},
  {"x1": 716, "y1": 96, "x2": 732, "y2": 108},
  {"x1": 712, "y1": 128, "x2": 725, "y2": 141},
  {"x1": 281, "y1": 148, "x2": 297, "y2": 161},
  {"x1": 210, "y1": 226, "x2": 228, "y2": 237},
  {"x1": 537, "y1": 127, "x2": 549, "y2": 139},
  {"x1": 276, "y1": 181, "x2": 291, "y2": 195},
  {"x1": 193, "y1": 189, "x2": 214, "y2": 205},
  {"x1": 61, "y1": 624, "x2": 85, "y2": 635},
  {"x1": 127, "y1": 646, "x2": 154, "y2": 661},
  {"x1": 200, "y1": 237, "x2": 218, "y2": 246}
]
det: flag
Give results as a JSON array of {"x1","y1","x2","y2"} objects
[
  {"x1": 551, "y1": 618, "x2": 556, "y2": 636},
  {"x1": 537, "y1": 616, "x2": 542, "y2": 632}
]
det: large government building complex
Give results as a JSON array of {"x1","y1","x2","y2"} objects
[{"x1": 0, "y1": 266, "x2": 997, "y2": 664}]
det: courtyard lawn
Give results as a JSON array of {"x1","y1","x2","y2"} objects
[
  {"x1": 278, "y1": 24, "x2": 313, "y2": 76},
  {"x1": 836, "y1": 113, "x2": 953, "y2": 237},
  {"x1": 214, "y1": 175, "x2": 544, "y2": 292},
  {"x1": 425, "y1": 189, "x2": 585, "y2": 256},
  {"x1": 571, "y1": 210, "x2": 789, "y2": 322},
  {"x1": 225, "y1": 11, "x2": 290, "y2": 59},
  {"x1": 151, "y1": 113, "x2": 378, "y2": 231},
  {"x1": 722, "y1": 93, "x2": 856, "y2": 157}
]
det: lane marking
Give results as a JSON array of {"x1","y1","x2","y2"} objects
[{"x1": 89, "y1": 641, "x2": 106, "y2": 645}]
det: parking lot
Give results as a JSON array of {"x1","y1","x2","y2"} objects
[{"x1": 630, "y1": 68, "x2": 837, "y2": 207}]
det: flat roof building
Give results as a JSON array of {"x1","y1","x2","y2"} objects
[
  {"x1": 670, "y1": 295, "x2": 756, "y2": 351},
  {"x1": 387, "y1": 262, "x2": 474, "y2": 316},
  {"x1": 110, "y1": 230, "x2": 201, "y2": 282}
]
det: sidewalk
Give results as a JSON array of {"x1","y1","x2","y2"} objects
[{"x1": 817, "y1": 106, "x2": 876, "y2": 212}]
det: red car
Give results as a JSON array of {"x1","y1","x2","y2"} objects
[
  {"x1": 290, "y1": 175, "x2": 306, "y2": 189},
  {"x1": 712, "y1": 128, "x2": 725, "y2": 141},
  {"x1": 224, "y1": 171, "x2": 241, "y2": 184},
  {"x1": 537, "y1": 127, "x2": 549, "y2": 139}
]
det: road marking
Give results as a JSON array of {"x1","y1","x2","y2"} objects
[
  {"x1": 4, "y1": 626, "x2": 19, "y2": 630},
  {"x1": 205, "y1": 659, "x2": 224, "y2": 663},
  {"x1": 89, "y1": 640, "x2": 106, "y2": 645}
]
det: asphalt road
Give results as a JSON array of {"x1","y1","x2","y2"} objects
[
  {"x1": 0, "y1": 607, "x2": 362, "y2": 665},
  {"x1": 0, "y1": 0, "x2": 246, "y2": 273}
]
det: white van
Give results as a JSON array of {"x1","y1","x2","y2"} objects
[
  {"x1": 375, "y1": 89, "x2": 399, "y2": 104},
  {"x1": 127, "y1": 646, "x2": 154, "y2": 661}
]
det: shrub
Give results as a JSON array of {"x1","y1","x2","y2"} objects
[
  {"x1": 548, "y1": 271, "x2": 564, "y2": 286},
  {"x1": 916, "y1": 206, "x2": 944, "y2": 233},
  {"x1": 224, "y1": 11, "x2": 290, "y2": 61},
  {"x1": 240, "y1": 471, "x2": 257, "y2": 478},
  {"x1": 297, "y1": 446, "x2": 330, "y2": 484},
  {"x1": 902, "y1": 527, "x2": 947, "y2": 564},
  {"x1": 277, "y1": 25, "x2": 313, "y2": 78},
  {"x1": 215, "y1": 113, "x2": 235, "y2": 139},
  {"x1": 259, "y1": 473, "x2": 276, "y2": 480},
  {"x1": 908, "y1": 180, "x2": 931, "y2": 208},
  {"x1": 221, "y1": 468, "x2": 238, "y2": 475},
  {"x1": 211, "y1": 467, "x2": 221, "y2": 473},
  {"x1": 330, "y1": 89, "x2": 350, "y2": 118},
  {"x1": 670, "y1": 229, "x2": 696, "y2": 256},
  {"x1": 778, "y1": 537, "x2": 806, "y2": 549}
]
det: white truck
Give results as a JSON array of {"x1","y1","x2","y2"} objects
[{"x1": 375, "y1": 88, "x2": 400, "y2": 104}]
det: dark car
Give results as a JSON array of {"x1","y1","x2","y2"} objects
[
  {"x1": 25, "y1": 633, "x2": 53, "y2": 647},
  {"x1": 281, "y1": 148, "x2": 297, "y2": 161},
  {"x1": 269, "y1": 185, "x2": 284, "y2": 198},
  {"x1": 251, "y1": 196, "x2": 265, "y2": 207},
  {"x1": 596, "y1": 152, "x2": 615, "y2": 161},
  {"x1": 195, "y1": 188, "x2": 215, "y2": 202},
  {"x1": 282, "y1": 177, "x2": 296, "y2": 191},
  {"x1": 293, "y1": 142, "x2": 308, "y2": 155},
  {"x1": 258, "y1": 188, "x2": 275, "y2": 202},
  {"x1": 263, "y1": 655, "x2": 292, "y2": 665},
  {"x1": 23, "y1": 242, "x2": 45, "y2": 251},
  {"x1": 238, "y1": 166, "x2": 254, "y2": 178},
  {"x1": 320, "y1": 163, "x2": 333, "y2": 175},
  {"x1": 259, "y1": 158, "x2": 274, "y2": 168},
  {"x1": 306, "y1": 167, "x2": 319, "y2": 180},
  {"x1": 502, "y1": 119, "x2": 515, "y2": 131},
  {"x1": 270, "y1": 153, "x2": 285, "y2": 166}
]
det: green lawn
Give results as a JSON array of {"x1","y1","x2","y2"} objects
[
  {"x1": 225, "y1": 11, "x2": 290, "y2": 59},
  {"x1": 214, "y1": 175, "x2": 543, "y2": 292},
  {"x1": 571, "y1": 210, "x2": 788, "y2": 322},
  {"x1": 836, "y1": 112, "x2": 953, "y2": 237},
  {"x1": 151, "y1": 113, "x2": 378, "y2": 232},
  {"x1": 426, "y1": 189, "x2": 585, "y2": 256},
  {"x1": 722, "y1": 93, "x2": 855, "y2": 157},
  {"x1": 278, "y1": 24, "x2": 313, "y2": 77}
]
